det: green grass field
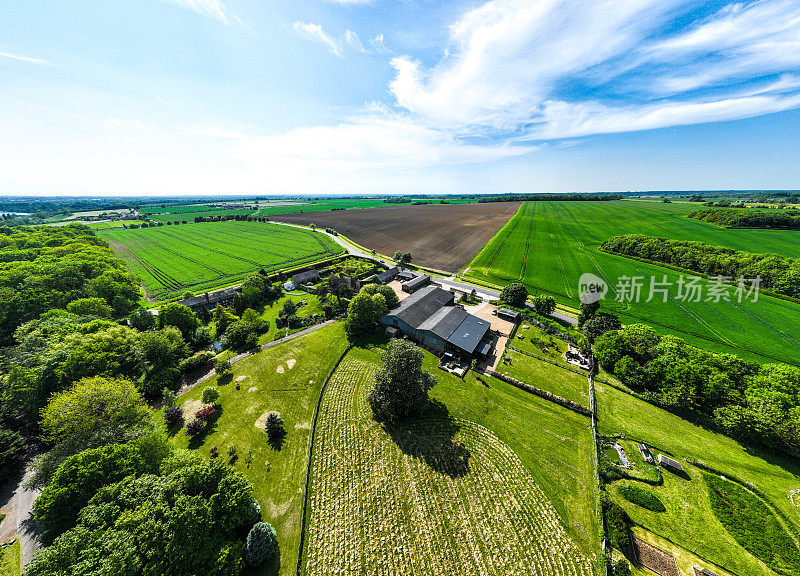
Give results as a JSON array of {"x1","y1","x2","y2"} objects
[
  {"x1": 596, "y1": 380, "x2": 800, "y2": 576},
  {"x1": 99, "y1": 220, "x2": 343, "y2": 301},
  {"x1": 303, "y1": 347, "x2": 595, "y2": 575},
  {"x1": 145, "y1": 208, "x2": 257, "y2": 222},
  {"x1": 0, "y1": 539, "x2": 21, "y2": 576},
  {"x1": 255, "y1": 197, "x2": 477, "y2": 217},
  {"x1": 465, "y1": 201, "x2": 800, "y2": 363},
  {"x1": 169, "y1": 322, "x2": 349, "y2": 576}
]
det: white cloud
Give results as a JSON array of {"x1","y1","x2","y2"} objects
[
  {"x1": 294, "y1": 22, "x2": 342, "y2": 56},
  {"x1": 159, "y1": 0, "x2": 229, "y2": 23},
  {"x1": 370, "y1": 34, "x2": 388, "y2": 53},
  {"x1": 345, "y1": 30, "x2": 367, "y2": 53},
  {"x1": 387, "y1": 0, "x2": 800, "y2": 139},
  {"x1": 0, "y1": 51, "x2": 50, "y2": 66}
]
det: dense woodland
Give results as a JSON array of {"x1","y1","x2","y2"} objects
[
  {"x1": 602, "y1": 234, "x2": 800, "y2": 299},
  {"x1": 594, "y1": 324, "x2": 800, "y2": 457},
  {"x1": 0, "y1": 225, "x2": 140, "y2": 344},
  {"x1": 690, "y1": 208, "x2": 800, "y2": 229},
  {"x1": 0, "y1": 225, "x2": 298, "y2": 575}
]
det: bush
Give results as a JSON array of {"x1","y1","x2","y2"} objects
[
  {"x1": 129, "y1": 308, "x2": 156, "y2": 331},
  {"x1": 224, "y1": 320, "x2": 258, "y2": 351},
  {"x1": 202, "y1": 386, "x2": 220, "y2": 405},
  {"x1": 602, "y1": 495, "x2": 631, "y2": 554},
  {"x1": 163, "y1": 406, "x2": 183, "y2": 427},
  {"x1": 617, "y1": 484, "x2": 666, "y2": 512},
  {"x1": 66, "y1": 297, "x2": 113, "y2": 318},
  {"x1": 245, "y1": 522, "x2": 278, "y2": 567},
  {"x1": 614, "y1": 560, "x2": 631, "y2": 576},
  {"x1": 179, "y1": 352, "x2": 216, "y2": 374},
  {"x1": 247, "y1": 499, "x2": 262, "y2": 526},
  {"x1": 185, "y1": 420, "x2": 204, "y2": 437},
  {"x1": 216, "y1": 359, "x2": 232, "y2": 377},
  {"x1": 196, "y1": 406, "x2": 217, "y2": 421},
  {"x1": 264, "y1": 412, "x2": 284, "y2": 439},
  {"x1": 162, "y1": 387, "x2": 177, "y2": 407},
  {"x1": 212, "y1": 540, "x2": 245, "y2": 576}
]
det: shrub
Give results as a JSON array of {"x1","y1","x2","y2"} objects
[
  {"x1": 264, "y1": 412, "x2": 284, "y2": 439},
  {"x1": 212, "y1": 540, "x2": 245, "y2": 576},
  {"x1": 66, "y1": 297, "x2": 113, "y2": 318},
  {"x1": 185, "y1": 420, "x2": 204, "y2": 437},
  {"x1": 228, "y1": 445, "x2": 238, "y2": 459},
  {"x1": 245, "y1": 522, "x2": 278, "y2": 567},
  {"x1": 162, "y1": 387, "x2": 177, "y2": 407},
  {"x1": 601, "y1": 495, "x2": 631, "y2": 554},
  {"x1": 163, "y1": 406, "x2": 183, "y2": 427},
  {"x1": 196, "y1": 406, "x2": 217, "y2": 421},
  {"x1": 614, "y1": 560, "x2": 631, "y2": 576},
  {"x1": 216, "y1": 359, "x2": 232, "y2": 377},
  {"x1": 247, "y1": 499, "x2": 262, "y2": 526},
  {"x1": 617, "y1": 484, "x2": 666, "y2": 512},
  {"x1": 210, "y1": 446, "x2": 218, "y2": 458},
  {"x1": 129, "y1": 308, "x2": 156, "y2": 331},
  {"x1": 179, "y1": 352, "x2": 216, "y2": 374},
  {"x1": 202, "y1": 386, "x2": 220, "y2": 405}
]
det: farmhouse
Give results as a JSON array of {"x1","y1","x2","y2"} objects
[
  {"x1": 658, "y1": 454, "x2": 683, "y2": 472},
  {"x1": 379, "y1": 285, "x2": 492, "y2": 358},
  {"x1": 179, "y1": 286, "x2": 240, "y2": 311}
]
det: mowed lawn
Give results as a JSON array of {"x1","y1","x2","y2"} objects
[
  {"x1": 465, "y1": 201, "x2": 800, "y2": 364},
  {"x1": 100, "y1": 220, "x2": 343, "y2": 301},
  {"x1": 170, "y1": 323, "x2": 349, "y2": 576},
  {"x1": 596, "y1": 380, "x2": 800, "y2": 576}
]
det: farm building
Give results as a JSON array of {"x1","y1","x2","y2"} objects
[
  {"x1": 658, "y1": 454, "x2": 683, "y2": 472},
  {"x1": 497, "y1": 308, "x2": 520, "y2": 321},
  {"x1": 179, "y1": 287, "x2": 240, "y2": 311},
  {"x1": 291, "y1": 269, "x2": 320, "y2": 286},
  {"x1": 376, "y1": 266, "x2": 401, "y2": 283},
  {"x1": 638, "y1": 443, "x2": 654, "y2": 464},
  {"x1": 379, "y1": 285, "x2": 492, "y2": 358}
]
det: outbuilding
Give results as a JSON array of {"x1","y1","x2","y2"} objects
[{"x1": 657, "y1": 454, "x2": 683, "y2": 472}]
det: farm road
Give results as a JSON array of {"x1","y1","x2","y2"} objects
[{"x1": 0, "y1": 467, "x2": 42, "y2": 570}]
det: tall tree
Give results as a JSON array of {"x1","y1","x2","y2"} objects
[{"x1": 368, "y1": 340, "x2": 436, "y2": 422}]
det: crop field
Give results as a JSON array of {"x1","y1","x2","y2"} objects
[
  {"x1": 99, "y1": 220, "x2": 343, "y2": 301},
  {"x1": 303, "y1": 354, "x2": 593, "y2": 576},
  {"x1": 273, "y1": 202, "x2": 521, "y2": 271},
  {"x1": 256, "y1": 197, "x2": 478, "y2": 217},
  {"x1": 465, "y1": 201, "x2": 800, "y2": 363},
  {"x1": 596, "y1": 380, "x2": 800, "y2": 576}
]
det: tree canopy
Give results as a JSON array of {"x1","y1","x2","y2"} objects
[
  {"x1": 500, "y1": 283, "x2": 528, "y2": 307},
  {"x1": 368, "y1": 339, "x2": 436, "y2": 422}
]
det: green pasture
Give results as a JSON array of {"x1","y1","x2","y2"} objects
[
  {"x1": 255, "y1": 197, "x2": 476, "y2": 217},
  {"x1": 0, "y1": 539, "x2": 20, "y2": 576},
  {"x1": 465, "y1": 201, "x2": 800, "y2": 363},
  {"x1": 168, "y1": 322, "x2": 349, "y2": 576},
  {"x1": 99, "y1": 220, "x2": 343, "y2": 301},
  {"x1": 596, "y1": 380, "x2": 800, "y2": 576}
]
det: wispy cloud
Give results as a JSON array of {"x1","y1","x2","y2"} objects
[
  {"x1": 0, "y1": 51, "x2": 50, "y2": 66},
  {"x1": 294, "y1": 22, "x2": 342, "y2": 56},
  {"x1": 160, "y1": 0, "x2": 229, "y2": 24},
  {"x1": 345, "y1": 30, "x2": 367, "y2": 53},
  {"x1": 387, "y1": 0, "x2": 800, "y2": 139}
]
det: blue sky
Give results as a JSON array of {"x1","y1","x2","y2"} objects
[{"x1": 1, "y1": 0, "x2": 799, "y2": 196}]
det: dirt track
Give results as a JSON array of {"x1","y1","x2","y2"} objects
[{"x1": 272, "y1": 202, "x2": 522, "y2": 272}]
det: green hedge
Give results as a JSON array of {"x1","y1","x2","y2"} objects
[{"x1": 617, "y1": 484, "x2": 666, "y2": 512}]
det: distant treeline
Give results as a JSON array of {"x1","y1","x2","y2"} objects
[
  {"x1": 477, "y1": 193, "x2": 623, "y2": 203},
  {"x1": 689, "y1": 208, "x2": 800, "y2": 230},
  {"x1": 602, "y1": 234, "x2": 800, "y2": 299}
]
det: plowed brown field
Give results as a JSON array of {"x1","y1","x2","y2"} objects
[{"x1": 272, "y1": 202, "x2": 521, "y2": 272}]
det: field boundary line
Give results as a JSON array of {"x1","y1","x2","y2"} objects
[{"x1": 295, "y1": 344, "x2": 354, "y2": 576}]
